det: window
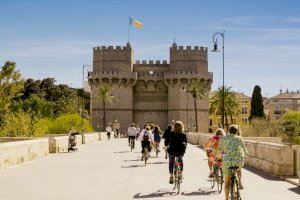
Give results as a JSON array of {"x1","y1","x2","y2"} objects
[
  {"x1": 242, "y1": 118, "x2": 248, "y2": 124},
  {"x1": 209, "y1": 119, "x2": 213, "y2": 126},
  {"x1": 242, "y1": 107, "x2": 248, "y2": 114}
]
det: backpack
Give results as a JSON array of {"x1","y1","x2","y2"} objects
[{"x1": 143, "y1": 131, "x2": 150, "y2": 141}]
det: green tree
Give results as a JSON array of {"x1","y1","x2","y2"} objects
[
  {"x1": 249, "y1": 85, "x2": 265, "y2": 120},
  {"x1": 98, "y1": 83, "x2": 113, "y2": 131},
  {"x1": 47, "y1": 113, "x2": 92, "y2": 134},
  {"x1": 188, "y1": 79, "x2": 206, "y2": 132},
  {"x1": 0, "y1": 61, "x2": 24, "y2": 122},
  {"x1": 210, "y1": 86, "x2": 240, "y2": 128}
]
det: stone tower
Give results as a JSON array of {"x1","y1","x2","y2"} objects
[{"x1": 89, "y1": 42, "x2": 213, "y2": 132}]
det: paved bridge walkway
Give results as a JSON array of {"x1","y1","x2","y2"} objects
[{"x1": 0, "y1": 139, "x2": 299, "y2": 200}]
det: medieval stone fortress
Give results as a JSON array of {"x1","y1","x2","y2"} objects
[{"x1": 88, "y1": 42, "x2": 213, "y2": 132}]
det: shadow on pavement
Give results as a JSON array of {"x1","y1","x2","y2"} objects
[
  {"x1": 148, "y1": 161, "x2": 168, "y2": 165},
  {"x1": 288, "y1": 187, "x2": 300, "y2": 195},
  {"x1": 243, "y1": 166, "x2": 280, "y2": 181},
  {"x1": 114, "y1": 151, "x2": 130, "y2": 153},
  {"x1": 181, "y1": 188, "x2": 218, "y2": 196},
  {"x1": 121, "y1": 164, "x2": 144, "y2": 168},
  {"x1": 133, "y1": 191, "x2": 176, "y2": 198},
  {"x1": 124, "y1": 159, "x2": 141, "y2": 162}
]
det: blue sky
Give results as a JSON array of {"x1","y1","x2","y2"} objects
[{"x1": 0, "y1": 0, "x2": 299, "y2": 96}]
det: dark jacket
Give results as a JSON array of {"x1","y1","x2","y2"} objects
[
  {"x1": 163, "y1": 128, "x2": 172, "y2": 146},
  {"x1": 167, "y1": 132, "x2": 187, "y2": 157}
]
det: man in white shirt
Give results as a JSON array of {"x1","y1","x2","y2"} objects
[
  {"x1": 106, "y1": 125, "x2": 112, "y2": 140},
  {"x1": 127, "y1": 123, "x2": 138, "y2": 148}
]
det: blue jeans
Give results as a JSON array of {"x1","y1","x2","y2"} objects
[{"x1": 169, "y1": 155, "x2": 183, "y2": 174}]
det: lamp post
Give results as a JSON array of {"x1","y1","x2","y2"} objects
[
  {"x1": 211, "y1": 30, "x2": 225, "y2": 128},
  {"x1": 82, "y1": 64, "x2": 91, "y2": 144}
]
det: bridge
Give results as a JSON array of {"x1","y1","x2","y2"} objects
[{"x1": 0, "y1": 138, "x2": 299, "y2": 200}]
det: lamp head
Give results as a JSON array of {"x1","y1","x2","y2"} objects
[{"x1": 211, "y1": 43, "x2": 219, "y2": 52}]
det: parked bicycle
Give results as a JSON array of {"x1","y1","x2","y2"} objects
[
  {"x1": 228, "y1": 166, "x2": 241, "y2": 200},
  {"x1": 173, "y1": 157, "x2": 182, "y2": 195},
  {"x1": 210, "y1": 158, "x2": 223, "y2": 193}
]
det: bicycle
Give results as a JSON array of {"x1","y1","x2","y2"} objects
[
  {"x1": 143, "y1": 147, "x2": 150, "y2": 166},
  {"x1": 130, "y1": 137, "x2": 135, "y2": 151},
  {"x1": 163, "y1": 146, "x2": 168, "y2": 159},
  {"x1": 173, "y1": 157, "x2": 182, "y2": 195},
  {"x1": 228, "y1": 166, "x2": 241, "y2": 200},
  {"x1": 154, "y1": 142, "x2": 160, "y2": 157},
  {"x1": 210, "y1": 158, "x2": 223, "y2": 193}
]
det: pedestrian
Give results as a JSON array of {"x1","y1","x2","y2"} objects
[{"x1": 106, "y1": 124, "x2": 112, "y2": 140}]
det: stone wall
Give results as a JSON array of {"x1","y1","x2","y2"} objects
[
  {"x1": 48, "y1": 135, "x2": 82, "y2": 153},
  {"x1": 83, "y1": 133, "x2": 100, "y2": 144},
  {"x1": 0, "y1": 138, "x2": 49, "y2": 170},
  {"x1": 292, "y1": 145, "x2": 300, "y2": 177},
  {"x1": 187, "y1": 133, "x2": 294, "y2": 177},
  {"x1": 0, "y1": 137, "x2": 36, "y2": 143}
]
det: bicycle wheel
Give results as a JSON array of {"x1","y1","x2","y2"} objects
[
  {"x1": 176, "y1": 165, "x2": 181, "y2": 194},
  {"x1": 144, "y1": 148, "x2": 148, "y2": 166},
  {"x1": 130, "y1": 140, "x2": 134, "y2": 151},
  {"x1": 217, "y1": 167, "x2": 223, "y2": 193},
  {"x1": 235, "y1": 178, "x2": 241, "y2": 200},
  {"x1": 210, "y1": 166, "x2": 216, "y2": 189}
]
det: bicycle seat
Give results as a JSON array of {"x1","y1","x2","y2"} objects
[{"x1": 228, "y1": 166, "x2": 239, "y2": 170}]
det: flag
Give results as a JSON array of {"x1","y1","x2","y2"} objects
[{"x1": 129, "y1": 17, "x2": 143, "y2": 28}]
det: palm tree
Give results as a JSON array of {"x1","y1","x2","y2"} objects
[
  {"x1": 188, "y1": 79, "x2": 206, "y2": 132},
  {"x1": 210, "y1": 86, "x2": 240, "y2": 129},
  {"x1": 97, "y1": 83, "x2": 114, "y2": 131}
]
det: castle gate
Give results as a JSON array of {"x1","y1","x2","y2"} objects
[{"x1": 133, "y1": 80, "x2": 168, "y2": 129}]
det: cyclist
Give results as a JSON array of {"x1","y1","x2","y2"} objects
[
  {"x1": 204, "y1": 128, "x2": 226, "y2": 177},
  {"x1": 167, "y1": 121, "x2": 187, "y2": 184},
  {"x1": 163, "y1": 125, "x2": 172, "y2": 159},
  {"x1": 138, "y1": 125, "x2": 154, "y2": 160},
  {"x1": 217, "y1": 124, "x2": 248, "y2": 200},
  {"x1": 153, "y1": 125, "x2": 162, "y2": 152},
  {"x1": 127, "y1": 123, "x2": 137, "y2": 148}
]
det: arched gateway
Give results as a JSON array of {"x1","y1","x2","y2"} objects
[{"x1": 88, "y1": 42, "x2": 213, "y2": 132}]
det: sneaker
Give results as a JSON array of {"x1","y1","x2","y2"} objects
[{"x1": 169, "y1": 176, "x2": 174, "y2": 184}]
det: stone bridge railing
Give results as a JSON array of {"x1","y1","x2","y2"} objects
[
  {"x1": 0, "y1": 132, "x2": 109, "y2": 170},
  {"x1": 186, "y1": 132, "x2": 299, "y2": 183}
]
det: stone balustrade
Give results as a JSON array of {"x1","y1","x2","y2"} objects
[
  {"x1": 0, "y1": 132, "x2": 109, "y2": 170},
  {"x1": 187, "y1": 132, "x2": 295, "y2": 177},
  {"x1": 0, "y1": 138, "x2": 49, "y2": 170},
  {"x1": 48, "y1": 135, "x2": 83, "y2": 153},
  {"x1": 83, "y1": 133, "x2": 100, "y2": 144}
]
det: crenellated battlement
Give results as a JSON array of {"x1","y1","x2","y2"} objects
[
  {"x1": 134, "y1": 60, "x2": 169, "y2": 65},
  {"x1": 93, "y1": 45, "x2": 131, "y2": 51},
  {"x1": 170, "y1": 45, "x2": 208, "y2": 51}
]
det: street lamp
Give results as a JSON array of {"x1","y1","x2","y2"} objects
[
  {"x1": 211, "y1": 30, "x2": 225, "y2": 128},
  {"x1": 82, "y1": 64, "x2": 91, "y2": 144}
]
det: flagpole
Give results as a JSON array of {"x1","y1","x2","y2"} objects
[{"x1": 127, "y1": 17, "x2": 130, "y2": 43}]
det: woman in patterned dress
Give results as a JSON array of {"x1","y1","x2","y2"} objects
[{"x1": 218, "y1": 124, "x2": 248, "y2": 200}]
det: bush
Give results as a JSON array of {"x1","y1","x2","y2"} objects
[
  {"x1": 0, "y1": 111, "x2": 49, "y2": 137},
  {"x1": 241, "y1": 118, "x2": 284, "y2": 137},
  {"x1": 46, "y1": 113, "x2": 93, "y2": 134}
]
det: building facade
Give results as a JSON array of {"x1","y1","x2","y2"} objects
[
  {"x1": 209, "y1": 92, "x2": 251, "y2": 132},
  {"x1": 88, "y1": 42, "x2": 213, "y2": 132},
  {"x1": 264, "y1": 91, "x2": 300, "y2": 120}
]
